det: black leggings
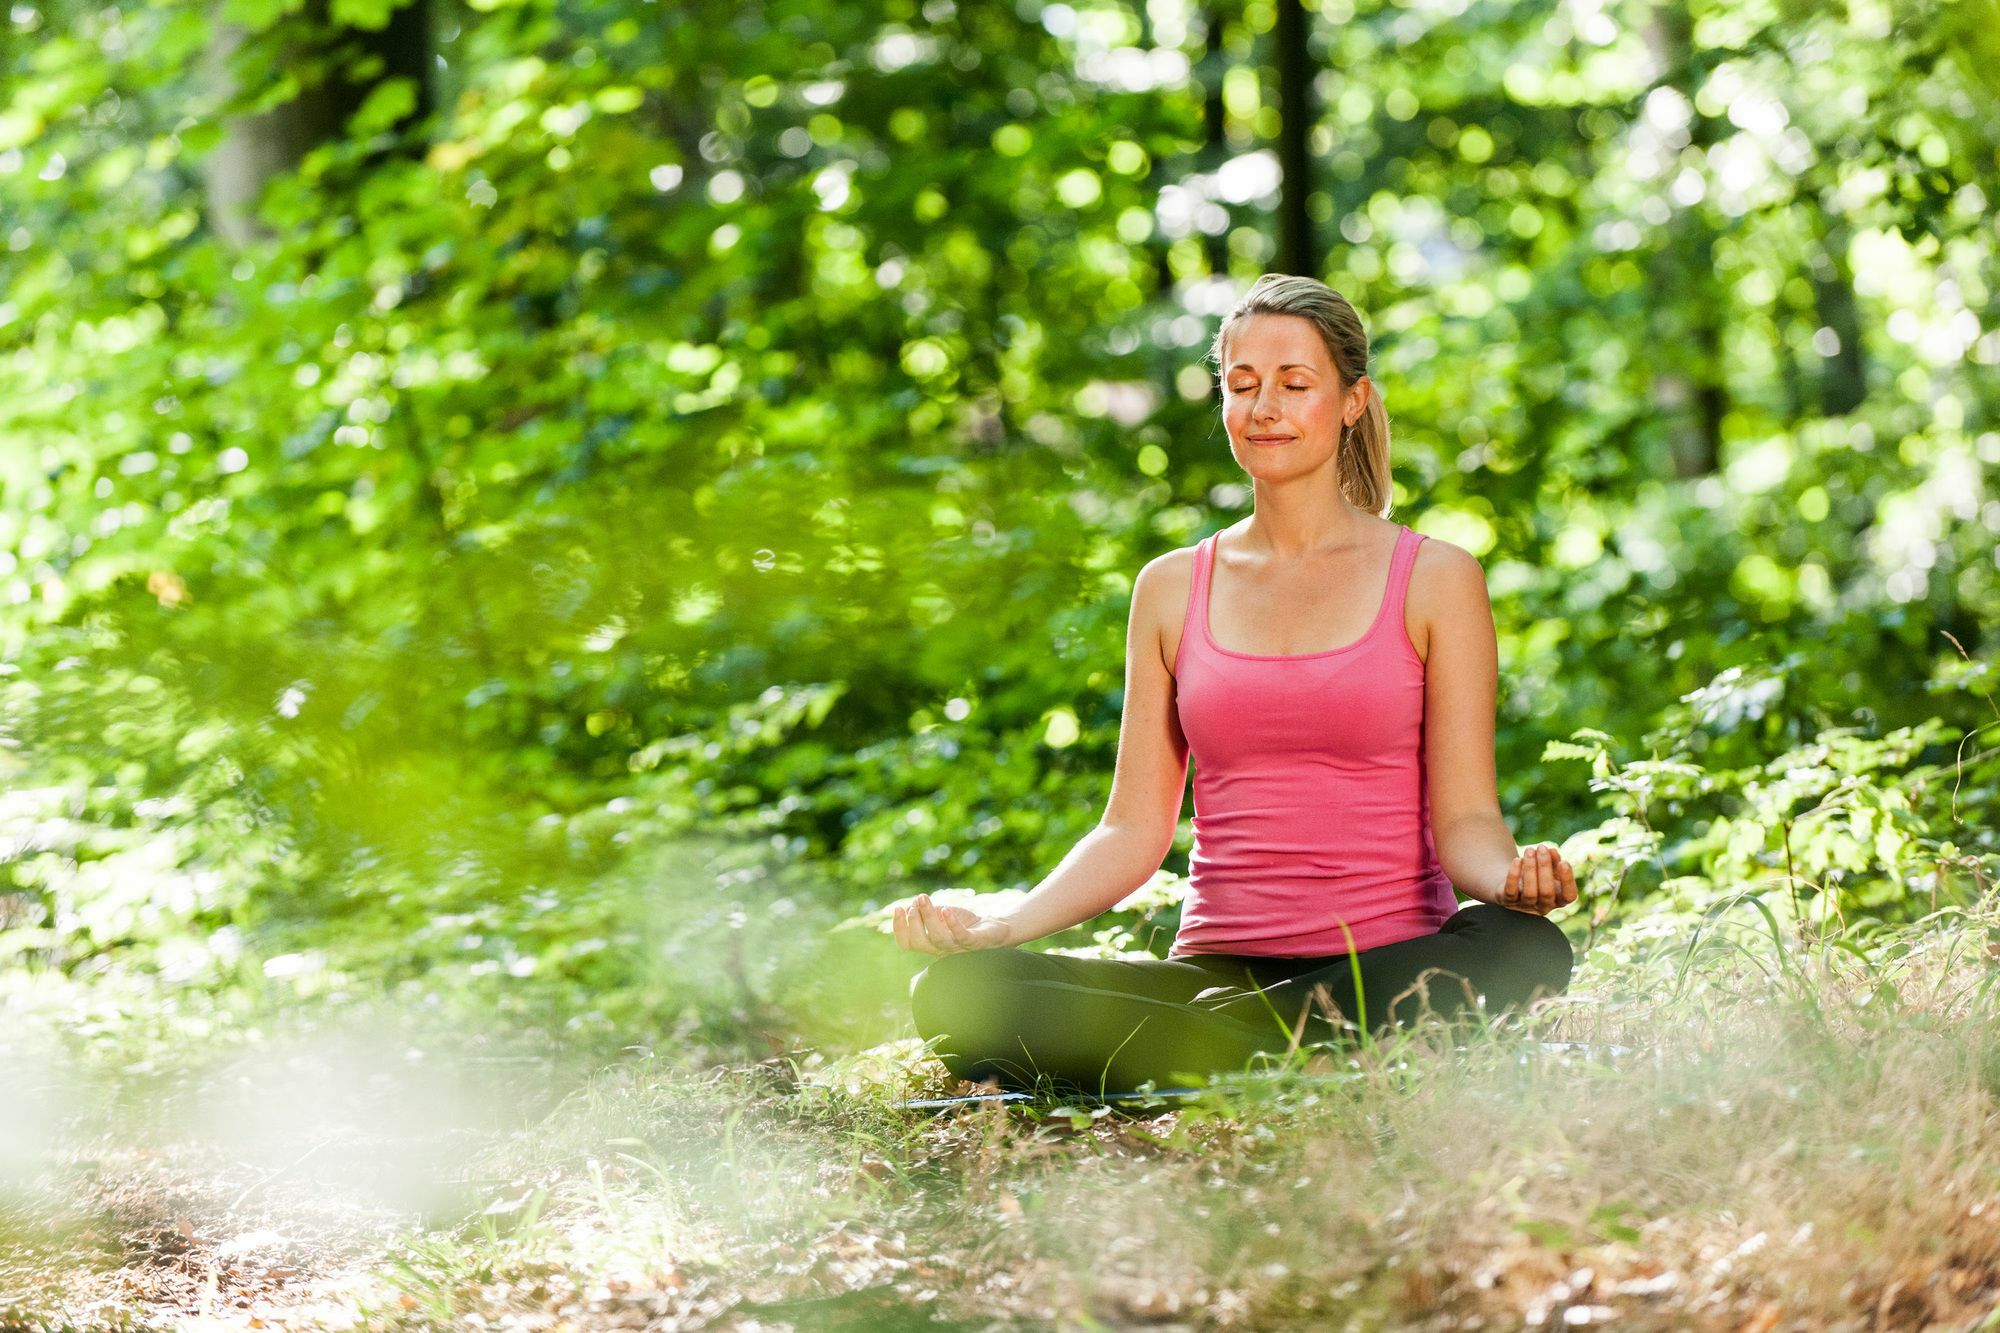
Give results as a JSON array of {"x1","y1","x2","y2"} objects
[{"x1": 909, "y1": 903, "x2": 1575, "y2": 1094}]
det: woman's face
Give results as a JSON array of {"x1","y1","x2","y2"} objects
[{"x1": 1219, "y1": 312, "x2": 1367, "y2": 478}]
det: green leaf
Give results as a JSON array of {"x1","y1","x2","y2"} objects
[
  {"x1": 331, "y1": 0, "x2": 401, "y2": 28},
  {"x1": 220, "y1": 0, "x2": 288, "y2": 30},
  {"x1": 0, "y1": 109, "x2": 43, "y2": 151},
  {"x1": 594, "y1": 86, "x2": 645, "y2": 115},
  {"x1": 348, "y1": 78, "x2": 418, "y2": 137}
]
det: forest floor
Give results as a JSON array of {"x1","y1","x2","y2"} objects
[{"x1": 5, "y1": 893, "x2": 2000, "y2": 1332}]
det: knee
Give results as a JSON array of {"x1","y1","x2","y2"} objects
[
  {"x1": 909, "y1": 948, "x2": 1021, "y2": 1037},
  {"x1": 1462, "y1": 904, "x2": 1574, "y2": 997},
  {"x1": 1515, "y1": 912, "x2": 1575, "y2": 997}
]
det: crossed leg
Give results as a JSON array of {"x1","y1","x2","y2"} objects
[
  {"x1": 908, "y1": 905, "x2": 1576, "y2": 1094},
  {"x1": 1191, "y1": 904, "x2": 1576, "y2": 1047},
  {"x1": 909, "y1": 947, "x2": 1276, "y2": 1094}
]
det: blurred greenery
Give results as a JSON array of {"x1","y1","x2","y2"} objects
[{"x1": 0, "y1": 0, "x2": 1996, "y2": 1060}]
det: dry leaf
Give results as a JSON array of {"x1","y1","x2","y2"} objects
[{"x1": 1736, "y1": 1298, "x2": 1782, "y2": 1333}]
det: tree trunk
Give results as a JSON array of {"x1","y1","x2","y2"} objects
[
  {"x1": 1200, "y1": 4, "x2": 1230, "y2": 276},
  {"x1": 1811, "y1": 210, "x2": 1868, "y2": 417},
  {"x1": 203, "y1": 0, "x2": 433, "y2": 247},
  {"x1": 1272, "y1": 0, "x2": 1317, "y2": 277},
  {"x1": 1645, "y1": 3, "x2": 1726, "y2": 478}
]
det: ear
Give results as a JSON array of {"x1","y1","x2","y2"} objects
[{"x1": 1346, "y1": 375, "x2": 1372, "y2": 426}]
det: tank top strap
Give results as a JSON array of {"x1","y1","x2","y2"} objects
[
  {"x1": 1190, "y1": 532, "x2": 1217, "y2": 623},
  {"x1": 1176, "y1": 533, "x2": 1217, "y2": 672},
  {"x1": 1384, "y1": 525, "x2": 1424, "y2": 619}
]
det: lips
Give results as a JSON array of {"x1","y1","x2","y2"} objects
[{"x1": 1247, "y1": 435, "x2": 1294, "y2": 444}]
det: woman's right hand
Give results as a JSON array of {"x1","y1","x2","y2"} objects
[{"x1": 892, "y1": 892, "x2": 1015, "y2": 955}]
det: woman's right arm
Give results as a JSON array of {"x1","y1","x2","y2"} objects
[{"x1": 987, "y1": 552, "x2": 1193, "y2": 946}]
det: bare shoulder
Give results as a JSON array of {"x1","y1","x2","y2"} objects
[
  {"x1": 1406, "y1": 534, "x2": 1490, "y2": 662},
  {"x1": 1133, "y1": 545, "x2": 1198, "y2": 675},
  {"x1": 1136, "y1": 544, "x2": 1197, "y2": 595},
  {"x1": 1410, "y1": 533, "x2": 1488, "y2": 590}
]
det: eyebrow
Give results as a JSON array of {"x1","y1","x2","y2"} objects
[{"x1": 1227, "y1": 363, "x2": 1318, "y2": 373}]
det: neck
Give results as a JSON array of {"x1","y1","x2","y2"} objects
[{"x1": 1238, "y1": 482, "x2": 1372, "y2": 559}]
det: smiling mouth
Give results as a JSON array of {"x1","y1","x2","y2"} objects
[{"x1": 1247, "y1": 435, "x2": 1294, "y2": 443}]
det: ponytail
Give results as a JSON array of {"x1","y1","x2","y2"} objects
[{"x1": 1338, "y1": 377, "x2": 1392, "y2": 518}]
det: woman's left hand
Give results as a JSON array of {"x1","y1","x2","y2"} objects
[{"x1": 1499, "y1": 841, "x2": 1578, "y2": 916}]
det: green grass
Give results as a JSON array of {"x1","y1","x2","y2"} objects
[{"x1": 4, "y1": 887, "x2": 2000, "y2": 1331}]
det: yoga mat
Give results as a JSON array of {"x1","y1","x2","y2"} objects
[{"x1": 895, "y1": 1040, "x2": 1639, "y2": 1111}]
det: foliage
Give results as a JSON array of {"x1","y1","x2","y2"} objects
[{"x1": 0, "y1": 0, "x2": 1997, "y2": 1004}]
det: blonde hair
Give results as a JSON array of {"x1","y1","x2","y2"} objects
[{"x1": 1207, "y1": 274, "x2": 1393, "y2": 517}]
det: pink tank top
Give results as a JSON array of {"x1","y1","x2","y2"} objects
[{"x1": 1167, "y1": 524, "x2": 1460, "y2": 958}]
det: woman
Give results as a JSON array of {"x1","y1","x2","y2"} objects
[{"x1": 892, "y1": 274, "x2": 1578, "y2": 1096}]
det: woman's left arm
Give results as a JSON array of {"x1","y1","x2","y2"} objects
[{"x1": 1413, "y1": 540, "x2": 1577, "y2": 915}]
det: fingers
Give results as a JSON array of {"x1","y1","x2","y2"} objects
[
  {"x1": 1520, "y1": 844, "x2": 1581, "y2": 915},
  {"x1": 893, "y1": 896, "x2": 942, "y2": 954},
  {"x1": 1501, "y1": 845, "x2": 1567, "y2": 915},
  {"x1": 1536, "y1": 844, "x2": 1579, "y2": 912},
  {"x1": 892, "y1": 901, "x2": 923, "y2": 953},
  {"x1": 893, "y1": 894, "x2": 988, "y2": 954},
  {"x1": 916, "y1": 894, "x2": 961, "y2": 954},
  {"x1": 1503, "y1": 851, "x2": 1541, "y2": 911},
  {"x1": 915, "y1": 895, "x2": 945, "y2": 951}
]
